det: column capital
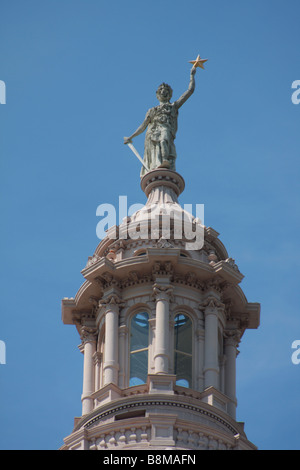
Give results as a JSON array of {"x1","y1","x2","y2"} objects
[
  {"x1": 201, "y1": 296, "x2": 225, "y2": 314},
  {"x1": 99, "y1": 293, "x2": 125, "y2": 311},
  {"x1": 80, "y1": 325, "x2": 97, "y2": 344},
  {"x1": 224, "y1": 329, "x2": 241, "y2": 347},
  {"x1": 152, "y1": 283, "x2": 174, "y2": 302}
]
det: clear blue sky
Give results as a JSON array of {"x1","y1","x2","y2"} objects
[{"x1": 1, "y1": 0, "x2": 300, "y2": 450}]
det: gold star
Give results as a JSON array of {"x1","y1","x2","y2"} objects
[{"x1": 189, "y1": 54, "x2": 208, "y2": 70}]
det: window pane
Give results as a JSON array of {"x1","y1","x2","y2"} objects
[
  {"x1": 174, "y1": 351, "x2": 192, "y2": 388},
  {"x1": 130, "y1": 312, "x2": 149, "y2": 352},
  {"x1": 174, "y1": 314, "x2": 192, "y2": 388},
  {"x1": 130, "y1": 350, "x2": 148, "y2": 386},
  {"x1": 130, "y1": 312, "x2": 149, "y2": 386},
  {"x1": 174, "y1": 314, "x2": 192, "y2": 355}
]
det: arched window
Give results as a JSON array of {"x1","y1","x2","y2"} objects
[
  {"x1": 129, "y1": 312, "x2": 149, "y2": 386},
  {"x1": 174, "y1": 314, "x2": 193, "y2": 388}
]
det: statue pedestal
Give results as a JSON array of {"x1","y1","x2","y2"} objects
[{"x1": 140, "y1": 168, "x2": 185, "y2": 200}]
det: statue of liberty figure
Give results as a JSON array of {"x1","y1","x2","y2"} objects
[{"x1": 124, "y1": 56, "x2": 206, "y2": 177}]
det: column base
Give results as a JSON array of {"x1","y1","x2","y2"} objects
[
  {"x1": 201, "y1": 386, "x2": 230, "y2": 414},
  {"x1": 147, "y1": 374, "x2": 176, "y2": 394}
]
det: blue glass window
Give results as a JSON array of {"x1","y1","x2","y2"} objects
[
  {"x1": 129, "y1": 312, "x2": 149, "y2": 386},
  {"x1": 174, "y1": 314, "x2": 192, "y2": 388}
]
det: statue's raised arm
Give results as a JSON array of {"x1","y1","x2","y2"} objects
[
  {"x1": 174, "y1": 66, "x2": 196, "y2": 110},
  {"x1": 124, "y1": 55, "x2": 207, "y2": 177}
]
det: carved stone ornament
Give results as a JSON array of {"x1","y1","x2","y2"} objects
[
  {"x1": 120, "y1": 273, "x2": 151, "y2": 288},
  {"x1": 204, "y1": 276, "x2": 224, "y2": 294},
  {"x1": 201, "y1": 296, "x2": 225, "y2": 311},
  {"x1": 101, "y1": 272, "x2": 113, "y2": 283},
  {"x1": 152, "y1": 261, "x2": 174, "y2": 276},
  {"x1": 80, "y1": 325, "x2": 97, "y2": 343},
  {"x1": 156, "y1": 237, "x2": 174, "y2": 249},
  {"x1": 89, "y1": 296, "x2": 101, "y2": 313},
  {"x1": 224, "y1": 329, "x2": 241, "y2": 347},
  {"x1": 128, "y1": 271, "x2": 139, "y2": 282},
  {"x1": 185, "y1": 272, "x2": 196, "y2": 284},
  {"x1": 224, "y1": 299, "x2": 233, "y2": 318},
  {"x1": 152, "y1": 283, "x2": 174, "y2": 302},
  {"x1": 96, "y1": 272, "x2": 119, "y2": 289},
  {"x1": 98, "y1": 293, "x2": 125, "y2": 309}
]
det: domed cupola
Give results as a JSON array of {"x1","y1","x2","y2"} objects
[{"x1": 61, "y1": 168, "x2": 260, "y2": 451}]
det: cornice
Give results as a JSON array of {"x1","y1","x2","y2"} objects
[
  {"x1": 63, "y1": 252, "x2": 259, "y2": 332},
  {"x1": 74, "y1": 391, "x2": 244, "y2": 439}
]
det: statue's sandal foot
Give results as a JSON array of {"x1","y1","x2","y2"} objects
[{"x1": 158, "y1": 160, "x2": 171, "y2": 169}]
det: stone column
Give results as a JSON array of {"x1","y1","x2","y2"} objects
[
  {"x1": 100, "y1": 294, "x2": 124, "y2": 386},
  {"x1": 81, "y1": 326, "x2": 97, "y2": 415},
  {"x1": 224, "y1": 330, "x2": 240, "y2": 419},
  {"x1": 219, "y1": 354, "x2": 226, "y2": 394},
  {"x1": 196, "y1": 327, "x2": 205, "y2": 391},
  {"x1": 152, "y1": 283, "x2": 173, "y2": 374},
  {"x1": 118, "y1": 325, "x2": 128, "y2": 388},
  {"x1": 93, "y1": 351, "x2": 102, "y2": 392},
  {"x1": 148, "y1": 317, "x2": 156, "y2": 374},
  {"x1": 203, "y1": 297, "x2": 220, "y2": 390}
]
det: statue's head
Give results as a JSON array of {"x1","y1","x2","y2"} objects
[{"x1": 156, "y1": 83, "x2": 173, "y2": 103}]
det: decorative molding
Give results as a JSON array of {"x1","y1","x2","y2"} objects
[
  {"x1": 80, "y1": 312, "x2": 96, "y2": 326},
  {"x1": 96, "y1": 272, "x2": 120, "y2": 290},
  {"x1": 95, "y1": 277, "x2": 105, "y2": 289},
  {"x1": 204, "y1": 276, "x2": 224, "y2": 294},
  {"x1": 83, "y1": 399, "x2": 239, "y2": 436},
  {"x1": 128, "y1": 271, "x2": 139, "y2": 282},
  {"x1": 72, "y1": 312, "x2": 82, "y2": 326},
  {"x1": 152, "y1": 261, "x2": 174, "y2": 277},
  {"x1": 120, "y1": 272, "x2": 152, "y2": 289},
  {"x1": 173, "y1": 272, "x2": 205, "y2": 291},
  {"x1": 67, "y1": 422, "x2": 238, "y2": 450}
]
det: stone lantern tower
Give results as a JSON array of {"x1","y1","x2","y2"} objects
[{"x1": 61, "y1": 168, "x2": 260, "y2": 451}]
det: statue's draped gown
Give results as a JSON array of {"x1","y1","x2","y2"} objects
[{"x1": 141, "y1": 102, "x2": 179, "y2": 177}]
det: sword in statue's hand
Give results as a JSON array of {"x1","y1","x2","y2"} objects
[{"x1": 124, "y1": 137, "x2": 150, "y2": 172}]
